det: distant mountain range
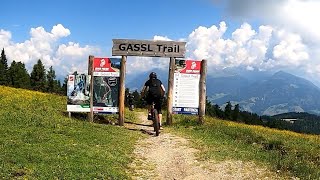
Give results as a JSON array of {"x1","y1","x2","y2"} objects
[
  {"x1": 126, "y1": 68, "x2": 168, "y2": 91},
  {"x1": 125, "y1": 69, "x2": 320, "y2": 116},
  {"x1": 207, "y1": 71, "x2": 320, "y2": 116}
]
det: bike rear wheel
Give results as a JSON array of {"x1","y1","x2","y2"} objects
[{"x1": 152, "y1": 109, "x2": 160, "y2": 136}]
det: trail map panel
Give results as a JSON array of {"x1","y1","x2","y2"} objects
[
  {"x1": 92, "y1": 57, "x2": 121, "y2": 114},
  {"x1": 173, "y1": 60, "x2": 201, "y2": 115},
  {"x1": 112, "y1": 39, "x2": 186, "y2": 58}
]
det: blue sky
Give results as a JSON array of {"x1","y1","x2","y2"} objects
[
  {"x1": 3, "y1": 0, "x2": 225, "y2": 45},
  {"x1": 1, "y1": 0, "x2": 320, "y2": 86}
]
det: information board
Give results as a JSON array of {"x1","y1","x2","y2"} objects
[
  {"x1": 92, "y1": 57, "x2": 121, "y2": 114},
  {"x1": 172, "y1": 60, "x2": 201, "y2": 114},
  {"x1": 67, "y1": 74, "x2": 91, "y2": 112}
]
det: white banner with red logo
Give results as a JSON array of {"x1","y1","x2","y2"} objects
[
  {"x1": 92, "y1": 57, "x2": 121, "y2": 114},
  {"x1": 173, "y1": 60, "x2": 201, "y2": 115}
]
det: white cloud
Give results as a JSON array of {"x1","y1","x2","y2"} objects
[
  {"x1": 272, "y1": 30, "x2": 309, "y2": 67},
  {"x1": 215, "y1": 0, "x2": 320, "y2": 42},
  {"x1": 186, "y1": 21, "x2": 227, "y2": 66},
  {"x1": 232, "y1": 23, "x2": 256, "y2": 45},
  {"x1": 55, "y1": 42, "x2": 100, "y2": 75},
  {"x1": 1, "y1": 24, "x2": 100, "y2": 77},
  {"x1": 0, "y1": 29, "x2": 11, "y2": 48},
  {"x1": 213, "y1": 0, "x2": 320, "y2": 84},
  {"x1": 153, "y1": 35, "x2": 172, "y2": 41},
  {"x1": 186, "y1": 21, "x2": 313, "y2": 81},
  {"x1": 51, "y1": 24, "x2": 71, "y2": 38}
]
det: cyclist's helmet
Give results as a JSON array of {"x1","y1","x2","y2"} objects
[{"x1": 149, "y1": 72, "x2": 157, "y2": 79}]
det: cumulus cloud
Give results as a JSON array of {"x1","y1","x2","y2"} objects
[
  {"x1": 51, "y1": 24, "x2": 71, "y2": 38},
  {"x1": 214, "y1": 0, "x2": 320, "y2": 42},
  {"x1": 186, "y1": 21, "x2": 312, "y2": 78},
  {"x1": 211, "y1": 0, "x2": 320, "y2": 84},
  {"x1": 127, "y1": 19, "x2": 316, "y2": 86},
  {"x1": 55, "y1": 42, "x2": 100, "y2": 76},
  {"x1": 0, "y1": 29, "x2": 11, "y2": 48},
  {"x1": 0, "y1": 24, "x2": 100, "y2": 77},
  {"x1": 272, "y1": 30, "x2": 309, "y2": 66}
]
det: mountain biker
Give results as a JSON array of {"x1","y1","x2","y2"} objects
[
  {"x1": 141, "y1": 72, "x2": 166, "y2": 127},
  {"x1": 127, "y1": 92, "x2": 135, "y2": 110}
]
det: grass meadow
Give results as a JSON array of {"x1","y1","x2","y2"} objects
[
  {"x1": 1, "y1": 85, "x2": 319, "y2": 179},
  {"x1": 0, "y1": 86, "x2": 142, "y2": 179}
]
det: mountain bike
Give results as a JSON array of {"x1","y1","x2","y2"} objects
[{"x1": 149, "y1": 101, "x2": 160, "y2": 136}]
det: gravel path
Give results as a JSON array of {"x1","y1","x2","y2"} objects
[{"x1": 125, "y1": 112, "x2": 287, "y2": 180}]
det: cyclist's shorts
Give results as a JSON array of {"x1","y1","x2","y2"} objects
[{"x1": 146, "y1": 95, "x2": 163, "y2": 114}]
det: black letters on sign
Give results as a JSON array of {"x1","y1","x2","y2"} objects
[
  {"x1": 118, "y1": 43, "x2": 180, "y2": 53},
  {"x1": 133, "y1": 44, "x2": 140, "y2": 51},
  {"x1": 119, "y1": 44, "x2": 126, "y2": 51},
  {"x1": 127, "y1": 44, "x2": 133, "y2": 51},
  {"x1": 140, "y1": 44, "x2": 147, "y2": 51}
]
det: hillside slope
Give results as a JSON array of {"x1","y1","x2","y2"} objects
[
  {"x1": 0, "y1": 86, "x2": 141, "y2": 179},
  {"x1": 1, "y1": 86, "x2": 319, "y2": 179}
]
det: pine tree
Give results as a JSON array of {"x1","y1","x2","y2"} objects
[
  {"x1": 205, "y1": 99, "x2": 216, "y2": 117},
  {"x1": 132, "y1": 90, "x2": 142, "y2": 107},
  {"x1": 61, "y1": 76, "x2": 68, "y2": 95},
  {"x1": 224, "y1": 101, "x2": 232, "y2": 120},
  {"x1": 0, "y1": 48, "x2": 9, "y2": 85},
  {"x1": 47, "y1": 66, "x2": 56, "y2": 93},
  {"x1": 214, "y1": 104, "x2": 224, "y2": 119},
  {"x1": 125, "y1": 88, "x2": 130, "y2": 106},
  {"x1": 56, "y1": 80, "x2": 62, "y2": 94},
  {"x1": 8, "y1": 61, "x2": 31, "y2": 89},
  {"x1": 232, "y1": 104, "x2": 240, "y2": 121},
  {"x1": 7, "y1": 61, "x2": 16, "y2": 86},
  {"x1": 30, "y1": 59, "x2": 47, "y2": 92}
]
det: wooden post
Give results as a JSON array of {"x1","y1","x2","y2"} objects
[
  {"x1": 166, "y1": 57, "x2": 175, "y2": 125},
  {"x1": 88, "y1": 55, "x2": 94, "y2": 122},
  {"x1": 118, "y1": 55, "x2": 126, "y2": 126},
  {"x1": 199, "y1": 59, "x2": 207, "y2": 124}
]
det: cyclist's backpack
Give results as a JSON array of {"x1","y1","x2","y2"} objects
[{"x1": 147, "y1": 79, "x2": 163, "y2": 97}]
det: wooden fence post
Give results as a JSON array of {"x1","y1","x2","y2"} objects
[
  {"x1": 88, "y1": 55, "x2": 94, "y2": 122},
  {"x1": 118, "y1": 55, "x2": 126, "y2": 126},
  {"x1": 166, "y1": 57, "x2": 175, "y2": 125},
  {"x1": 199, "y1": 59, "x2": 207, "y2": 124}
]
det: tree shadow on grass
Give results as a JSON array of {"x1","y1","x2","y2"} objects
[
  {"x1": 124, "y1": 121, "x2": 158, "y2": 136},
  {"x1": 125, "y1": 121, "x2": 152, "y2": 127},
  {"x1": 61, "y1": 111, "x2": 116, "y2": 125}
]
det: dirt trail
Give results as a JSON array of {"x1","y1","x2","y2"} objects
[{"x1": 125, "y1": 112, "x2": 285, "y2": 180}]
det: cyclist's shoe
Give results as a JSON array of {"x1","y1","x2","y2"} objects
[{"x1": 147, "y1": 114, "x2": 153, "y2": 120}]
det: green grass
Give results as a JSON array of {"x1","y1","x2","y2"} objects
[
  {"x1": 2, "y1": 85, "x2": 319, "y2": 179},
  {"x1": 167, "y1": 115, "x2": 320, "y2": 179},
  {"x1": 0, "y1": 86, "x2": 142, "y2": 179}
]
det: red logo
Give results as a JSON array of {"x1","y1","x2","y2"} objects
[
  {"x1": 93, "y1": 58, "x2": 115, "y2": 72},
  {"x1": 69, "y1": 76, "x2": 74, "y2": 81},
  {"x1": 180, "y1": 60, "x2": 201, "y2": 74}
]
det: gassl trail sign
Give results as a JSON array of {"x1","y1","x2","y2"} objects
[{"x1": 112, "y1": 39, "x2": 186, "y2": 58}]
